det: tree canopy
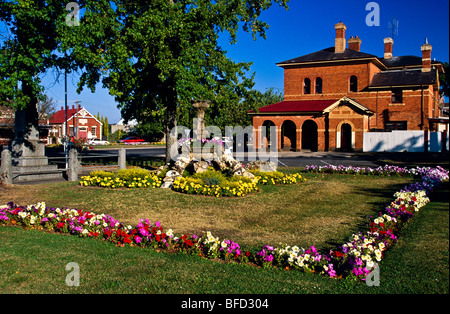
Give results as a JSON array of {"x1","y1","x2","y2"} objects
[
  {"x1": 1, "y1": 0, "x2": 289, "y2": 159},
  {"x1": 58, "y1": 0, "x2": 289, "y2": 160}
]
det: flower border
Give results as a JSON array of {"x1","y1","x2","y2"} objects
[{"x1": 1, "y1": 165, "x2": 448, "y2": 281}]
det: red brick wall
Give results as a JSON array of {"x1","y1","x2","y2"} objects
[{"x1": 282, "y1": 61, "x2": 436, "y2": 132}]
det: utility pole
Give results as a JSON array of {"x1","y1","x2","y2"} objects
[
  {"x1": 74, "y1": 100, "x2": 81, "y2": 139},
  {"x1": 65, "y1": 70, "x2": 68, "y2": 169}
]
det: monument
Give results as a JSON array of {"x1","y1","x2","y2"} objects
[
  {"x1": 159, "y1": 100, "x2": 256, "y2": 188},
  {"x1": 8, "y1": 106, "x2": 62, "y2": 182}
]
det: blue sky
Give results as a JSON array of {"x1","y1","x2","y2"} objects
[{"x1": 39, "y1": 0, "x2": 449, "y2": 123}]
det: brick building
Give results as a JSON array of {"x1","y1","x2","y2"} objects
[
  {"x1": 49, "y1": 105, "x2": 102, "y2": 143},
  {"x1": 250, "y1": 22, "x2": 446, "y2": 152}
]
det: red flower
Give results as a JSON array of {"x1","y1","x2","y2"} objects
[
  {"x1": 186, "y1": 239, "x2": 193, "y2": 246},
  {"x1": 156, "y1": 235, "x2": 161, "y2": 242},
  {"x1": 123, "y1": 238, "x2": 131, "y2": 244},
  {"x1": 56, "y1": 222, "x2": 64, "y2": 229},
  {"x1": 246, "y1": 251, "x2": 251, "y2": 257},
  {"x1": 334, "y1": 251, "x2": 344, "y2": 258}
]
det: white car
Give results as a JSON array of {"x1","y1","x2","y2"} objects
[{"x1": 88, "y1": 138, "x2": 110, "y2": 145}]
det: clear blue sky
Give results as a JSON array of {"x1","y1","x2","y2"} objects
[{"x1": 40, "y1": 0, "x2": 449, "y2": 123}]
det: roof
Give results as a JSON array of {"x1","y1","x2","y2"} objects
[
  {"x1": 49, "y1": 108, "x2": 79, "y2": 124},
  {"x1": 276, "y1": 47, "x2": 381, "y2": 67},
  {"x1": 380, "y1": 55, "x2": 444, "y2": 69},
  {"x1": 251, "y1": 100, "x2": 338, "y2": 114},
  {"x1": 49, "y1": 107, "x2": 101, "y2": 125},
  {"x1": 249, "y1": 97, "x2": 374, "y2": 116},
  {"x1": 369, "y1": 68, "x2": 438, "y2": 88}
]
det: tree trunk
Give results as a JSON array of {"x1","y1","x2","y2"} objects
[{"x1": 164, "y1": 81, "x2": 178, "y2": 163}]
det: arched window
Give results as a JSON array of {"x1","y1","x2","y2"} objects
[
  {"x1": 303, "y1": 78, "x2": 311, "y2": 94},
  {"x1": 315, "y1": 77, "x2": 323, "y2": 94},
  {"x1": 349, "y1": 75, "x2": 358, "y2": 92}
]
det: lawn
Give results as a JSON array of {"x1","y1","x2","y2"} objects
[{"x1": 0, "y1": 170, "x2": 448, "y2": 295}]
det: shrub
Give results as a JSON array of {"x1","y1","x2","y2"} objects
[
  {"x1": 117, "y1": 167, "x2": 152, "y2": 181},
  {"x1": 192, "y1": 169, "x2": 226, "y2": 187},
  {"x1": 80, "y1": 167, "x2": 162, "y2": 189}
]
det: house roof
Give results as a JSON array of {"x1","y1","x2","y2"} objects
[
  {"x1": 276, "y1": 47, "x2": 382, "y2": 67},
  {"x1": 249, "y1": 97, "x2": 373, "y2": 116},
  {"x1": 49, "y1": 107, "x2": 101, "y2": 125},
  {"x1": 49, "y1": 108, "x2": 79, "y2": 124},
  {"x1": 369, "y1": 68, "x2": 438, "y2": 89},
  {"x1": 380, "y1": 55, "x2": 444, "y2": 69},
  {"x1": 250, "y1": 99, "x2": 338, "y2": 114}
]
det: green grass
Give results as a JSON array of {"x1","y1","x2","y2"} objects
[
  {"x1": 0, "y1": 173, "x2": 448, "y2": 294},
  {"x1": 1, "y1": 173, "x2": 415, "y2": 250}
]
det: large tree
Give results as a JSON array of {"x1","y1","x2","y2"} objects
[
  {"x1": 59, "y1": 0, "x2": 289, "y2": 161},
  {"x1": 0, "y1": 1, "x2": 72, "y2": 148}
]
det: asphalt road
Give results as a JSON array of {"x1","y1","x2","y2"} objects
[{"x1": 65, "y1": 146, "x2": 384, "y2": 169}]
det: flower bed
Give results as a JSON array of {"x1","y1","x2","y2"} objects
[
  {"x1": 79, "y1": 168, "x2": 163, "y2": 189},
  {"x1": 172, "y1": 170, "x2": 305, "y2": 197},
  {"x1": 79, "y1": 166, "x2": 305, "y2": 197},
  {"x1": 2, "y1": 165, "x2": 447, "y2": 282}
]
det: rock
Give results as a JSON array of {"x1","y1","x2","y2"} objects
[
  {"x1": 160, "y1": 181, "x2": 174, "y2": 189},
  {"x1": 241, "y1": 170, "x2": 255, "y2": 179},
  {"x1": 193, "y1": 161, "x2": 209, "y2": 173},
  {"x1": 245, "y1": 160, "x2": 277, "y2": 172}
]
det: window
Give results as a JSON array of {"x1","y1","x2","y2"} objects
[
  {"x1": 349, "y1": 75, "x2": 358, "y2": 92},
  {"x1": 385, "y1": 121, "x2": 407, "y2": 131},
  {"x1": 92, "y1": 126, "x2": 97, "y2": 138},
  {"x1": 315, "y1": 77, "x2": 323, "y2": 94},
  {"x1": 303, "y1": 78, "x2": 311, "y2": 94},
  {"x1": 391, "y1": 89, "x2": 403, "y2": 103}
]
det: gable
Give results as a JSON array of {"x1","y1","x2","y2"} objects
[{"x1": 324, "y1": 97, "x2": 374, "y2": 116}]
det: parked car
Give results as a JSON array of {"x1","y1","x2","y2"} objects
[
  {"x1": 88, "y1": 138, "x2": 110, "y2": 145},
  {"x1": 118, "y1": 136, "x2": 146, "y2": 143}
]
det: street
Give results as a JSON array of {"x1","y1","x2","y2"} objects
[{"x1": 68, "y1": 147, "x2": 382, "y2": 168}]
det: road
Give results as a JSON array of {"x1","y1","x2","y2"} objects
[{"x1": 64, "y1": 146, "x2": 384, "y2": 169}]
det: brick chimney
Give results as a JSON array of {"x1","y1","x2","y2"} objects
[
  {"x1": 335, "y1": 22, "x2": 346, "y2": 53},
  {"x1": 348, "y1": 36, "x2": 361, "y2": 52},
  {"x1": 384, "y1": 37, "x2": 394, "y2": 59},
  {"x1": 421, "y1": 39, "x2": 432, "y2": 72}
]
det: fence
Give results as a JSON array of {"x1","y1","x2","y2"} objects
[
  {"x1": 1, "y1": 148, "x2": 127, "y2": 185},
  {"x1": 363, "y1": 130, "x2": 449, "y2": 152}
]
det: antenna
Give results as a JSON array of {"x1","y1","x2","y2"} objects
[{"x1": 388, "y1": 18, "x2": 399, "y2": 39}]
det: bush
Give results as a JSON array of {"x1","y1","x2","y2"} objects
[
  {"x1": 80, "y1": 167, "x2": 162, "y2": 189},
  {"x1": 117, "y1": 167, "x2": 152, "y2": 181},
  {"x1": 192, "y1": 169, "x2": 226, "y2": 187}
]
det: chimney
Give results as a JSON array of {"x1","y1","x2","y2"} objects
[
  {"x1": 335, "y1": 22, "x2": 346, "y2": 53},
  {"x1": 348, "y1": 36, "x2": 361, "y2": 52},
  {"x1": 421, "y1": 39, "x2": 432, "y2": 72},
  {"x1": 384, "y1": 37, "x2": 394, "y2": 59}
]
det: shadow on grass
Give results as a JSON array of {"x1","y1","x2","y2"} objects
[{"x1": 322, "y1": 178, "x2": 414, "y2": 251}]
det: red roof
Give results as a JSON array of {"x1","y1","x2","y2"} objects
[
  {"x1": 49, "y1": 108, "x2": 79, "y2": 124},
  {"x1": 253, "y1": 100, "x2": 338, "y2": 113}
]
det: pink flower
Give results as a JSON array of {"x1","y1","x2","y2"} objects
[{"x1": 134, "y1": 235, "x2": 142, "y2": 243}]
